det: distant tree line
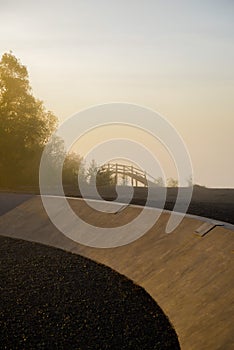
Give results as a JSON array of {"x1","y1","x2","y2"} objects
[{"x1": 0, "y1": 52, "x2": 194, "y2": 190}]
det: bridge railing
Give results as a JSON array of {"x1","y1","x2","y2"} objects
[
  {"x1": 99, "y1": 163, "x2": 146, "y2": 176},
  {"x1": 98, "y1": 163, "x2": 158, "y2": 185}
]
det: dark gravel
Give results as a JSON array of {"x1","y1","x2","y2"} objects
[{"x1": 0, "y1": 236, "x2": 180, "y2": 350}]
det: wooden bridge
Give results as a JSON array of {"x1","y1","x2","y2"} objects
[{"x1": 97, "y1": 163, "x2": 158, "y2": 187}]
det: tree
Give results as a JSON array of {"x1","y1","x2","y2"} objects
[
  {"x1": 86, "y1": 160, "x2": 114, "y2": 186},
  {"x1": 63, "y1": 152, "x2": 84, "y2": 185},
  {"x1": 96, "y1": 169, "x2": 114, "y2": 187},
  {"x1": 86, "y1": 160, "x2": 98, "y2": 185},
  {"x1": 121, "y1": 173, "x2": 128, "y2": 186},
  {"x1": 187, "y1": 175, "x2": 193, "y2": 187},
  {"x1": 39, "y1": 137, "x2": 86, "y2": 190},
  {"x1": 154, "y1": 177, "x2": 164, "y2": 187},
  {"x1": 167, "y1": 177, "x2": 178, "y2": 187},
  {"x1": 41, "y1": 134, "x2": 65, "y2": 187},
  {"x1": 0, "y1": 52, "x2": 57, "y2": 186}
]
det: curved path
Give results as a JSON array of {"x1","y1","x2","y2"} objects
[{"x1": 0, "y1": 194, "x2": 233, "y2": 349}]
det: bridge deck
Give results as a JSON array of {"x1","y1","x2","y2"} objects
[{"x1": 98, "y1": 163, "x2": 157, "y2": 186}]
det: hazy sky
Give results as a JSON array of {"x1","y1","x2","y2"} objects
[{"x1": 0, "y1": 0, "x2": 234, "y2": 187}]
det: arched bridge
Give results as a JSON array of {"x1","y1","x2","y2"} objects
[{"x1": 97, "y1": 163, "x2": 158, "y2": 187}]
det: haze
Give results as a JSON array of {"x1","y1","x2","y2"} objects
[{"x1": 0, "y1": 0, "x2": 233, "y2": 187}]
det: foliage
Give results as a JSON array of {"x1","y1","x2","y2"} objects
[
  {"x1": 154, "y1": 177, "x2": 164, "y2": 186},
  {"x1": 63, "y1": 152, "x2": 85, "y2": 185},
  {"x1": 0, "y1": 52, "x2": 57, "y2": 186},
  {"x1": 86, "y1": 160, "x2": 114, "y2": 186},
  {"x1": 187, "y1": 175, "x2": 193, "y2": 187},
  {"x1": 86, "y1": 159, "x2": 98, "y2": 185},
  {"x1": 166, "y1": 177, "x2": 178, "y2": 187},
  {"x1": 40, "y1": 135, "x2": 65, "y2": 187},
  {"x1": 0, "y1": 52, "x2": 116, "y2": 190},
  {"x1": 96, "y1": 169, "x2": 115, "y2": 187}
]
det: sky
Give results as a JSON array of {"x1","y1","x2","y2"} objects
[{"x1": 0, "y1": 0, "x2": 234, "y2": 187}]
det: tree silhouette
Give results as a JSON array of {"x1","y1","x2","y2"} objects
[
  {"x1": 154, "y1": 176, "x2": 164, "y2": 187},
  {"x1": 96, "y1": 169, "x2": 114, "y2": 187},
  {"x1": 63, "y1": 152, "x2": 84, "y2": 185},
  {"x1": 87, "y1": 160, "x2": 114, "y2": 186},
  {"x1": 86, "y1": 160, "x2": 98, "y2": 185},
  {"x1": 167, "y1": 177, "x2": 178, "y2": 188},
  {"x1": 0, "y1": 52, "x2": 57, "y2": 186}
]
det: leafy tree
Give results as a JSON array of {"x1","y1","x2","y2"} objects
[
  {"x1": 187, "y1": 175, "x2": 193, "y2": 187},
  {"x1": 154, "y1": 176, "x2": 164, "y2": 187},
  {"x1": 0, "y1": 52, "x2": 57, "y2": 186},
  {"x1": 77, "y1": 159, "x2": 86, "y2": 184},
  {"x1": 121, "y1": 173, "x2": 128, "y2": 186},
  {"x1": 167, "y1": 177, "x2": 178, "y2": 187},
  {"x1": 39, "y1": 137, "x2": 86, "y2": 190},
  {"x1": 86, "y1": 159, "x2": 98, "y2": 185},
  {"x1": 86, "y1": 160, "x2": 114, "y2": 186},
  {"x1": 63, "y1": 152, "x2": 84, "y2": 185},
  {"x1": 40, "y1": 134, "x2": 65, "y2": 187},
  {"x1": 96, "y1": 169, "x2": 114, "y2": 187}
]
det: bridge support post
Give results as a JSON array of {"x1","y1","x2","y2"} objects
[{"x1": 115, "y1": 163, "x2": 118, "y2": 185}]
